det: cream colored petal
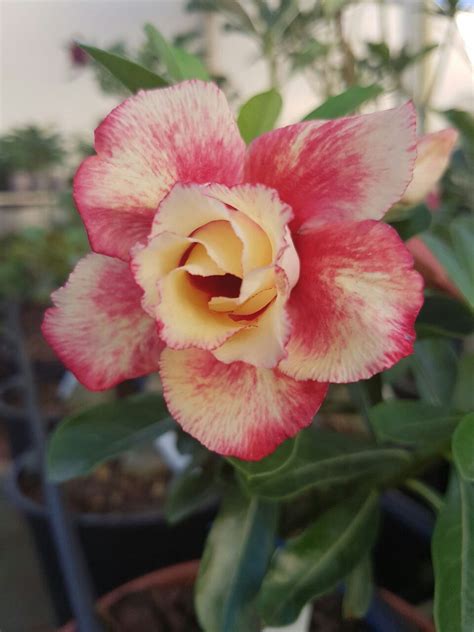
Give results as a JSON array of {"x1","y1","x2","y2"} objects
[
  {"x1": 229, "y1": 211, "x2": 273, "y2": 274},
  {"x1": 191, "y1": 220, "x2": 243, "y2": 277},
  {"x1": 203, "y1": 183, "x2": 292, "y2": 259},
  {"x1": 131, "y1": 232, "x2": 225, "y2": 316},
  {"x1": 151, "y1": 183, "x2": 230, "y2": 239},
  {"x1": 212, "y1": 268, "x2": 291, "y2": 368},
  {"x1": 208, "y1": 266, "x2": 275, "y2": 313},
  {"x1": 156, "y1": 268, "x2": 243, "y2": 350}
]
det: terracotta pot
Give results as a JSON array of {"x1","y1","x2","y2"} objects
[
  {"x1": 58, "y1": 559, "x2": 200, "y2": 632},
  {"x1": 378, "y1": 588, "x2": 434, "y2": 632},
  {"x1": 58, "y1": 559, "x2": 434, "y2": 632}
]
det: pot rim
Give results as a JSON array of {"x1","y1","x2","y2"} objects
[
  {"x1": 56, "y1": 559, "x2": 435, "y2": 632},
  {"x1": 57, "y1": 559, "x2": 200, "y2": 632}
]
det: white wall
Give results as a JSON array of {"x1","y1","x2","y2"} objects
[{"x1": 0, "y1": 0, "x2": 472, "y2": 140}]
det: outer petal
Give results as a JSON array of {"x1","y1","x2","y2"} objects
[
  {"x1": 74, "y1": 81, "x2": 245, "y2": 260},
  {"x1": 244, "y1": 103, "x2": 417, "y2": 231},
  {"x1": 159, "y1": 347, "x2": 328, "y2": 459},
  {"x1": 401, "y1": 129, "x2": 458, "y2": 206},
  {"x1": 279, "y1": 221, "x2": 424, "y2": 383},
  {"x1": 42, "y1": 254, "x2": 162, "y2": 390}
]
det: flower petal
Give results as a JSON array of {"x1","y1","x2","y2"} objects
[
  {"x1": 278, "y1": 221, "x2": 424, "y2": 383},
  {"x1": 74, "y1": 81, "x2": 245, "y2": 260},
  {"x1": 402, "y1": 129, "x2": 458, "y2": 206},
  {"x1": 212, "y1": 266, "x2": 291, "y2": 368},
  {"x1": 244, "y1": 103, "x2": 417, "y2": 231},
  {"x1": 159, "y1": 347, "x2": 328, "y2": 459},
  {"x1": 156, "y1": 269, "x2": 243, "y2": 350},
  {"x1": 42, "y1": 254, "x2": 162, "y2": 390}
]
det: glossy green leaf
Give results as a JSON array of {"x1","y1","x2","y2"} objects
[
  {"x1": 237, "y1": 89, "x2": 283, "y2": 144},
  {"x1": 144, "y1": 24, "x2": 183, "y2": 80},
  {"x1": 443, "y1": 109, "x2": 474, "y2": 158},
  {"x1": 412, "y1": 339, "x2": 458, "y2": 407},
  {"x1": 144, "y1": 24, "x2": 210, "y2": 81},
  {"x1": 302, "y1": 84, "x2": 383, "y2": 121},
  {"x1": 343, "y1": 555, "x2": 373, "y2": 620},
  {"x1": 433, "y1": 470, "x2": 474, "y2": 632},
  {"x1": 454, "y1": 355, "x2": 474, "y2": 412},
  {"x1": 80, "y1": 44, "x2": 168, "y2": 92},
  {"x1": 369, "y1": 401, "x2": 460, "y2": 446},
  {"x1": 195, "y1": 485, "x2": 277, "y2": 632},
  {"x1": 258, "y1": 492, "x2": 379, "y2": 626},
  {"x1": 416, "y1": 295, "x2": 474, "y2": 339},
  {"x1": 422, "y1": 216, "x2": 474, "y2": 309},
  {"x1": 164, "y1": 464, "x2": 219, "y2": 524},
  {"x1": 347, "y1": 374, "x2": 382, "y2": 433},
  {"x1": 47, "y1": 393, "x2": 173, "y2": 482},
  {"x1": 453, "y1": 413, "x2": 474, "y2": 482},
  {"x1": 390, "y1": 204, "x2": 431, "y2": 241},
  {"x1": 232, "y1": 429, "x2": 410, "y2": 500}
]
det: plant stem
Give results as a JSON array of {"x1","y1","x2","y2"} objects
[{"x1": 404, "y1": 478, "x2": 444, "y2": 513}]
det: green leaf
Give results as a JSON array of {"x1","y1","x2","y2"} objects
[
  {"x1": 302, "y1": 84, "x2": 383, "y2": 121},
  {"x1": 422, "y1": 216, "x2": 474, "y2": 309},
  {"x1": 237, "y1": 89, "x2": 283, "y2": 144},
  {"x1": 164, "y1": 464, "x2": 219, "y2": 524},
  {"x1": 416, "y1": 295, "x2": 474, "y2": 339},
  {"x1": 454, "y1": 355, "x2": 474, "y2": 412},
  {"x1": 144, "y1": 24, "x2": 210, "y2": 81},
  {"x1": 433, "y1": 470, "x2": 474, "y2": 632},
  {"x1": 195, "y1": 485, "x2": 277, "y2": 632},
  {"x1": 390, "y1": 204, "x2": 431, "y2": 241},
  {"x1": 231, "y1": 429, "x2": 410, "y2": 500},
  {"x1": 47, "y1": 393, "x2": 174, "y2": 482},
  {"x1": 219, "y1": 0, "x2": 257, "y2": 33},
  {"x1": 343, "y1": 555, "x2": 373, "y2": 620},
  {"x1": 80, "y1": 44, "x2": 168, "y2": 92},
  {"x1": 411, "y1": 339, "x2": 458, "y2": 407},
  {"x1": 347, "y1": 374, "x2": 382, "y2": 433},
  {"x1": 172, "y1": 47, "x2": 210, "y2": 80},
  {"x1": 443, "y1": 109, "x2": 474, "y2": 158},
  {"x1": 144, "y1": 24, "x2": 183, "y2": 80},
  {"x1": 369, "y1": 400, "x2": 460, "y2": 446},
  {"x1": 258, "y1": 492, "x2": 379, "y2": 626},
  {"x1": 453, "y1": 413, "x2": 474, "y2": 482}
]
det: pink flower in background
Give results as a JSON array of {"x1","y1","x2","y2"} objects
[
  {"x1": 400, "y1": 129, "x2": 458, "y2": 207},
  {"x1": 43, "y1": 81, "x2": 423, "y2": 460},
  {"x1": 402, "y1": 129, "x2": 459, "y2": 298}
]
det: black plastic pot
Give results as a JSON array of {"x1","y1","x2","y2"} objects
[{"x1": 4, "y1": 451, "x2": 216, "y2": 625}]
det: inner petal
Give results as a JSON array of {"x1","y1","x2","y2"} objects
[
  {"x1": 229, "y1": 210, "x2": 273, "y2": 274},
  {"x1": 191, "y1": 220, "x2": 243, "y2": 277},
  {"x1": 208, "y1": 266, "x2": 276, "y2": 316},
  {"x1": 189, "y1": 273, "x2": 242, "y2": 298}
]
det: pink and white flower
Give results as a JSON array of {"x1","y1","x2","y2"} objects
[{"x1": 43, "y1": 81, "x2": 424, "y2": 460}]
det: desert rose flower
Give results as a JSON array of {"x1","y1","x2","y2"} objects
[{"x1": 43, "y1": 81, "x2": 423, "y2": 460}]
